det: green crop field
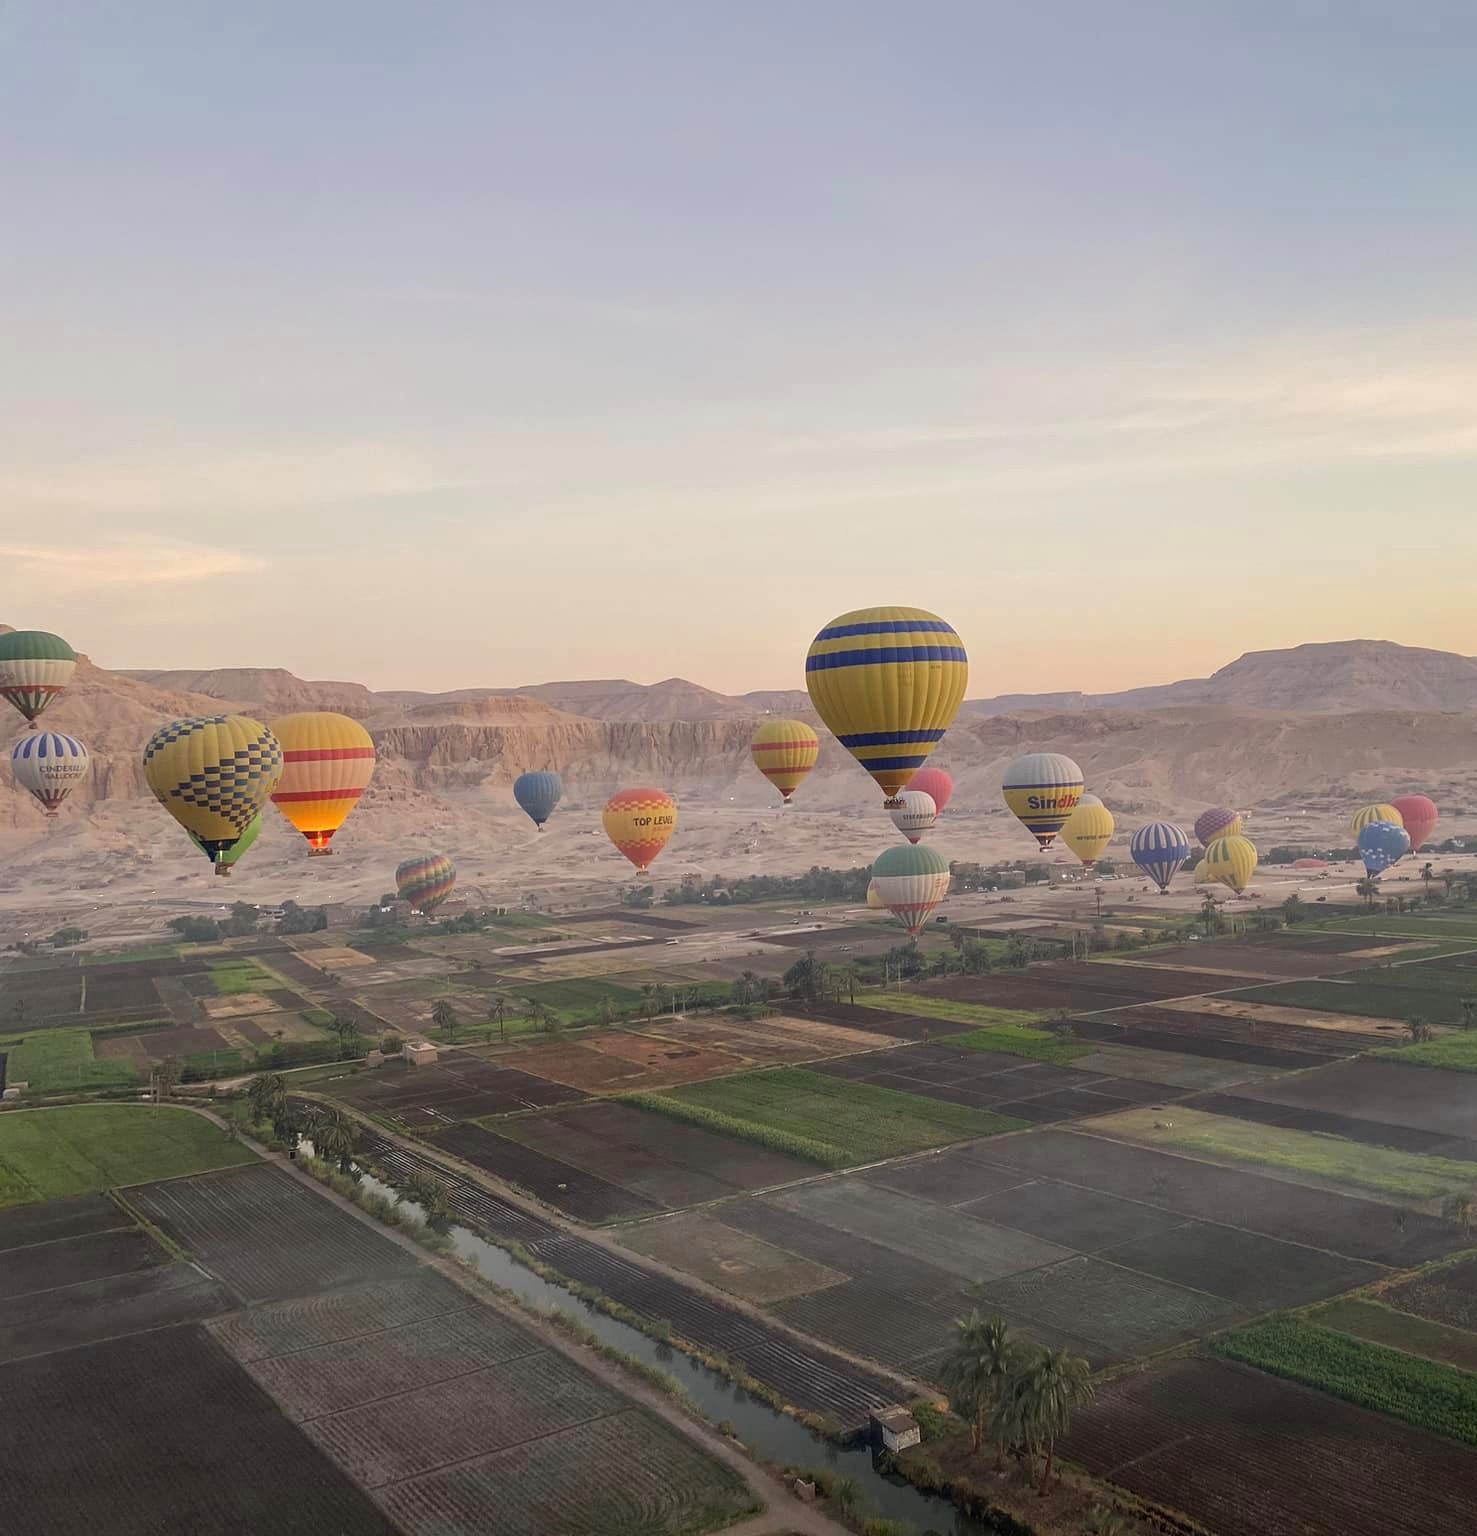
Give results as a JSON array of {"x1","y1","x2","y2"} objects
[
  {"x1": 0, "y1": 1104, "x2": 255, "y2": 1209},
  {"x1": 209, "y1": 961, "x2": 280, "y2": 995},
  {"x1": 855, "y1": 993, "x2": 1046, "y2": 1028},
  {"x1": 1232, "y1": 978, "x2": 1471, "y2": 1025},
  {"x1": 0, "y1": 1029, "x2": 140, "y2": 1093},
  {"x1": 1320, "y1": 913, "x2": 1477, "y2": 940},
  {"x1": 1308, "y1": 1298, "x2": 1477, "y2": 1373},
  {"x1": 1214, "y1": 1316, "x2": 1477, "y2": 1446},
  {"x1": 1094, "y1": 1106, "x2": 1477, "y2": 1202},
  {"x1": 627, "y1": 1066, "x2": 1027, "y2": 1168},
  {"x1": 949, "y1": 1023, "x2": 1094, "y2": 1064},
  {"x1": 1375, "y1": 1033, "x2": 1477, "y2": 1071},
  {"x1": 80, "y1": 945, "x2": 181, "y2": 965}
]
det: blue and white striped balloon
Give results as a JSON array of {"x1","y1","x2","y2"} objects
[
  {"x1": 10, "y1": 730, "x2": 90, "y2": 814},
  {"x1": 1131, "y1": 821, "x2": 1191, "y2": 893}
]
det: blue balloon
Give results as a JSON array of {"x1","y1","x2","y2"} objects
[
  {"x1": 513, "y1": 770, "x2": 563, "y2": 829},
  {"x1": 1358, "y1": 819, "x2": 1410, "y2": 877},
  {"x1": 1131, "y1": 821, "x2": 1192, "y2": 893}
]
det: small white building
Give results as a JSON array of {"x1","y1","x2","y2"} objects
[
  {"x1": 870, "y1": 1406, "x2": 921, "y2": 1453},
  {"x1": 404, "y1": 1040, "x2": 439, "y2": 1067}
]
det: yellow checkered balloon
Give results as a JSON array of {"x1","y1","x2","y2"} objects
[{"x1": 143, "y1": 715, "x2": 283, "y2": 868}]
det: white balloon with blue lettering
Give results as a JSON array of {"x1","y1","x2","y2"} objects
[{"x1": 11, "y1": 731, "x2": 90, "y2": 814}]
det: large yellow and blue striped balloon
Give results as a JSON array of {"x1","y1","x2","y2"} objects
[
  {"x1": 1002, "y1": 752, "x2": 1084, "y2": 849},
  {"x1": 1195, "y1": 834, "x2": 1258, "y2": 894},
  {"x1": 805, "y1": 607, "x2": 968, "y2": 798}
]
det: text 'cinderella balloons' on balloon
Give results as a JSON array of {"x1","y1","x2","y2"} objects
[
  {"x1": 603, "y1": 787, "x2": 678, "y2": 871},
  {"x1": 10, "y1": 730, "x2": 89, "y2": 814},
  {"x1": 1193, "y1": 807, "x2": 1243, "y2": 847},
  {"x1": 1195, "y1": 834, "x2": 1258, "y2": 894},
  {"x1": 396, "y1": 851, "x2": 457, "y2": 912},
  {"x1": 749, "y1": 720, "x2": 819, "y2": 803},
  {"x1": 805, "y1": 606, "x2": 967, "y2": 799},
  {"x1": 1131, "y1": 821, "x2": 1191, "y2": 893},
  {"x1": 907, "y1": 766, "x2": 954, "y2": 815},
  {"x1": 1001, "y1": 753, "x2": 1083, "y2": 850},
  {"x1": 1060, "y1": 799, "x2": 1114, "y2": 869},
  {"x1": 1358, "y1": 819, "x2": 1410, "y2": 877},
  {"x1": 0, "y1": 630, "x2": 76, "y2": 727},
  {"x1": 1389, "y1": 794, "x2": 1438, "y2": 852},
  {"x1": 143, "y1": 715, "x2": 282, "y2": 876},
  {"x1": 514, "y1": 770, "x2": 564, "y2": 829},
  {"x1": 871, "y1": 843, "x2": 951, "y2": 935},
  {"x1": 270, "y1": 712, "x2": 376, "y2": 854},
  {"x1": 888, "y1": 789, "x2": 937, "y2": 844}
]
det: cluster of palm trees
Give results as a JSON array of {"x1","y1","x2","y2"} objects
[
  {"x1": 938, "y1": 1311, "x2": 1094, "y2": 1496},
  {"x1": 243, "y1": 1074, "x2": 356, "y2": 1171}
]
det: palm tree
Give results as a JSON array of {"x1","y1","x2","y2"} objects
[
  {"x1": 939, "y1": 1311, "x2": 1025, "y2": 1465},
  {"x1": 430, "y1": 998, "x2": 458, "y2": 1041},
  {"x1": 840, "y1": 962, "x2": 861, "y2": 1003},
  {"x1": 246, "y1": 1071, "x2": 287, "y2": 1126},
  {"x1": 421, "y1": 1183, "x2": 455, "y2": 1233},
  {"x1": 487, "y1": 996, "x2": 508, "y2": 1041},
  {"x1": 1406, "y1": 1015, "x2": 1434, "y2": 1043},
  {"x1": 1356, "y1": 878, "x2": 1380, "y2": 908},
  {"x1": 1017, "y1": 1347, "x2": 1094, "y2": 1494},
  {"x1": 314, "y1": 1108, "x2": 358, "y2": 1173},
  {"x1": 1198, "y1": 893, "x2": 1220, "y2": 936},
  {"x1": 1460, "y1": 996, "x2": 1476, "y2": 1032},
  {"x1": 639, "y1": 984, "x2": 657, "y2": 1022},
  {"x1": 1421, "y1": 862, "x2": 1434, "y2": 891},
  {"x1": 1085, "y1": 1507, "x2": 1131, "y2": 1536},
  {"x1": 828, "y1": 1475, "x2": 862, "y2": 1519}
]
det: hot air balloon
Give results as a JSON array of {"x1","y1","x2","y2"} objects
[
  {"x1": 1389, "y1": 794, "x2": 1438, "y2": 853},
  {"x1": 1195, "y1": 834, "x2": 1257, "y2": 894},
  {"x1": 191, "y1": 811, "x2": 262, "y2": 868},
  {"x1": 888, "y1": 789, "x2": 937, "y2": 844},
  {"x1": 1001, "y1": 753, "x2": 1083, "y2": 850},
  {"x1": 1061, "y1": 800, "x2": 1114, "y2": 869},
  {"x1": 1078, "y1": 792, "x2": 1103, "y2": 808},
  {"x1": 396, "y1": 851, "x2": 456, "y2": 912},
  {"x1": 871, "y1": 843, "x2": 951, "y2": 935},
  {"x1": 514, "y1": 770, "x2": 564, "y2": 829},
  {"x1": 0, "y1": 630, "x2": 76, "y2": 727},
  {"x1": 749, "y1": 720, "x2": 819, "y2": 803},
  {"x1": 10, "y1": 731, "x2": 89, "y2": 814},
  {"x1": 866, "y1": 879, "x2": 884, "y2": 910},
  {"x1": 908, "y1": 767, "x2": 954, "y2": 816},
  {"x1": 1194, "y1": 807, "x2": 1243, "y2": 847},
  {"x1": 269, "y1": 712, "x2": 376, "y2": 855},
  {"x1": 603, "y1": 788, "x2": 678, "y2": 871},
  {"x1": 143, "y1": 715, "x2": 282, "y2": 876},
  {"x1": 1131, "y1": 822, "x2": 1191, "y2": 893},
  {"x1": 1351, "y1": 802, "x2": 1403, "y2": 839},
  {"x1": 805, "y1": 606, "x2": 967, "y2": 798},
  {"x1": 1358, "y1": 820, "x2": 1410, "y2": 878}
]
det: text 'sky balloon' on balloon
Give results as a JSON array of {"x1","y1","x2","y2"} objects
[
  {"x1": 1002, "y1": 753, "x2": 1083, "y2": 850},
  {"x1": 1349, "y1": 802, "x2": 1402, "y2": 840},
  {"x1": 269, "y1": 712, "x2": 376, "y2": 855},
  {"x1": 10, "y1": 731, "x2": 89, "y2": 814},
  {"x1": 1193, "y1": 807, "x2": 1243, "y2": 847},
  {"x1": 907, "y1": 767, "x2": 954, "y2": 815},
  {"x1": 396, "y1": 851, "x2": 456, "y2": 912},
  {"x1": 1131, "y1": 821, "x2": 1191, "y2": 893},
  {"x1": 871, "y1": 843, "x2": 951, "y2": 935},
  {"x1": 1389, "y1": 794, "x2": 1438, "y2": 853},
  {"x1": 1195, "y1": 834, "x2": 1258, "y2": 894},
  {"x1": 749, "y1": 719, "x2": 820, "y2": 804},
  {"x1": 1358, "y1": 819, "x2": 1410, "y2": 877},
  {"x1": 1061, "y1": 800, "x2": 1114, "y2": 869},
  {"x1": 143, "y1": 715, "x2": 282, "y2": 877},
  {"x1": 514, "y1": 770, "x2": 564, "y2": 829},
  {"x1": 0, "y1": 630, "x2": 76, "y2": 728},
  {"x1": 191, "y1": 811, "x2": 262, "y2": 868},
  {"x1": 603, "y1": 787, "x2": 678, "y2": 872},
  {"x1": 805, "y1": 606, "x2": 967, "y2": 799},
  {"x1": 888, "y1": 789, "x2": 937, "y2": 844}
]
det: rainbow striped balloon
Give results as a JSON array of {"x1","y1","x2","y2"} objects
[
  {"x1": 396, "y1": 851, "x2": 457, "y2": 912},
  {"x1": 805, "y1": 607, "x2": 967, "y2": 799}
]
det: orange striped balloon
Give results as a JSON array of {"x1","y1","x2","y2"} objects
[
  {"x1": 750, "y1": 719, "x2": 820, "y2": 802},
  {"x1": 270, "y1": 712, "x2": 376, "y2": 854},
  {"x1": 603, "y1": 787, "x2": 678, "y2": 871}
]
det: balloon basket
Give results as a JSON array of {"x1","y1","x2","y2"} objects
[
  {"x1": 215, "y1": 865, "x2": 231, "y2": 878},
  {"x1": 309, "y1": 847, "x2": 334, "y2": 857}
]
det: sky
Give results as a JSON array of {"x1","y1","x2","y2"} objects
[{"x1": 2, "y1": 1, "x2": 1476, "y2": 696}]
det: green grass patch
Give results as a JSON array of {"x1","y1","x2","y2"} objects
[
  {"x1": 302, "y1": 1008, "x2": 335, "y2": 1027},
  {"x1": 80, "y1": 945, "x2": 181, "y2": 965},
  {"x1": 1374, "y1": 1033, "x2": 1477, "y2": 1071},
  {"x1": 855, "y1": 993, "x2": 1046, "y2": 1028},
  {"x1": 1213, "y1": 1316, "x2": 1477, "y2": 1446},
  {"x1": 1232, "y1": 978, "x2": 1471, "y2": 1025},
  {"x1": 0, "y1": 1104, "x2": 255, "y2": 1209},
  {"x1": 0, "y1": 1029, "x2": 139, "y2": 1093},
  {"x1": 1098, "y1": 1106, "x2": 1477, "y2": 1201},
  {"x1": 949, "y1": 1024, "x2": 1093, "y2": 1065},
  {"x1": 1308, "y1": 1298, "x2": 1477, "y2": 1373},
  {"x1": 209, "y1": 961, "x2": 278, "y2": 995},
  {"x1": 1321, "y1": 913, "x2": 1477, "y2": 940},
  {"x1": 626, "y1": 1067, "x2": 1027, "y2": 1169}
]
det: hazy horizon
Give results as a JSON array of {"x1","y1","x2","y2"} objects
[{"x1": 5, "y1": 3, "x2": 1475, "y2": 693}]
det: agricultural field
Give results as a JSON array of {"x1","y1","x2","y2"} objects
[
  {"x1": 1066, "y1": 1356, "x2": 1477, "y2": 1536},
  {"x1": 1376, "y1": 1032, "x2": 1477, "y2": 1071},
  {"x1": 496, "y1": 1031, "x2": 750, "y2": 1093},
  {"x1": 1382, "y1": 1254, "x2": 1477, "y2": 1331},
  {"x1": 325, "y1": 1053, "x2": 587, "y2": 1130},
  {"x1": 1231, "y1": 975, "x2": 1474, "y2": 1026},
  {"x1": 1231, "y1": 1057, "x2": 1477, "y2": 1144},
  {"x1": 0, "y1": 1105, "x2": 254, "y2": 1209},
  {"x1": 616, "y1": 1210, "x2": 847, "y2": 1302},
  {"x1": 1308, "y1": 1298, "x2": 1477, "y2": 1373},
  {"x1": 0, "y1": 1027, "x2": 140, "y2": 1093},
  {"x1": 633, "y1": 1009, "x2": 900, "y2": 1064},
  {"x1": 628, "y1": 1065, "x2": 1027, "y2": 1167}
]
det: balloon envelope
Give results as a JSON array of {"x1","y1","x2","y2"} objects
[
  {"x1": 1350, "y1": 802, "x2": 1402, "y2": 839},
  {"x1": 1060, "y1": 801, "x2": 1114, "y2": 868},
  {"x1": 805, "y1": 606, "x2": 967, "y2": 798},
  {"x1": 270, "y1": 712, "x2": 375, "y2": 853},
  {"x1": 513, "y1": 770, "x2": 564, "y2": 828},
  {"x1": 907, "y1": 767, "x2": 954, "y2": 815},
  {"x1": 1131, "y1": 821, "x2": 1191, "y2": 892},
  {"x1": 749, "y1": 720, "x2": 819, "y2": 802},
  {"x1": 866, "y1": 879, "x2": 884, "y2": 910},
  {"x1": 1389, "y1": 794, "x2": 1438, "y2": 853},
  {"x1": 1078, "y1": 792, "x2": 1103, "y2": 808},
  {"x1": 143, "y1": 715, "x2": 282, "y2": 872},
  {"x1": 603, "y1": 787, "x2": 678, "y2": 871},
  {"x1": 888, "y1": 789, "x2": 937, "y2": 844},
  {"x1": 191, "y1": 811, "x2": 262, "y2": 867},
  {"x1": 1196, "y1": 834, "x2": 1258, "y2": 894},
  {"x1": 1358, "y1": 819, "x2": 1410, "y2": 877},
  {"x1": 0, "y1": 630, "x2": 75, "y2": 726},
  {"x1": 396, "y1": 851, "x2": 456, "y2": 911},
  {"x1": 10, "y1": 730, "x2": 89, "y2": 813},
  {"x1": 1194, "y1": 807, "x2": 1243, "y2": 847},
  {"x1": 871, "y1": 843, "x2": 950, "y2": 935},
  {"x1": 1001, "y1": 752, "x2": 1083, "y2": 849}
]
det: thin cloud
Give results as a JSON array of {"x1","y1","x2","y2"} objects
[{"x1": 0, "y1": 539, "x2": 264, "y2": 593}]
